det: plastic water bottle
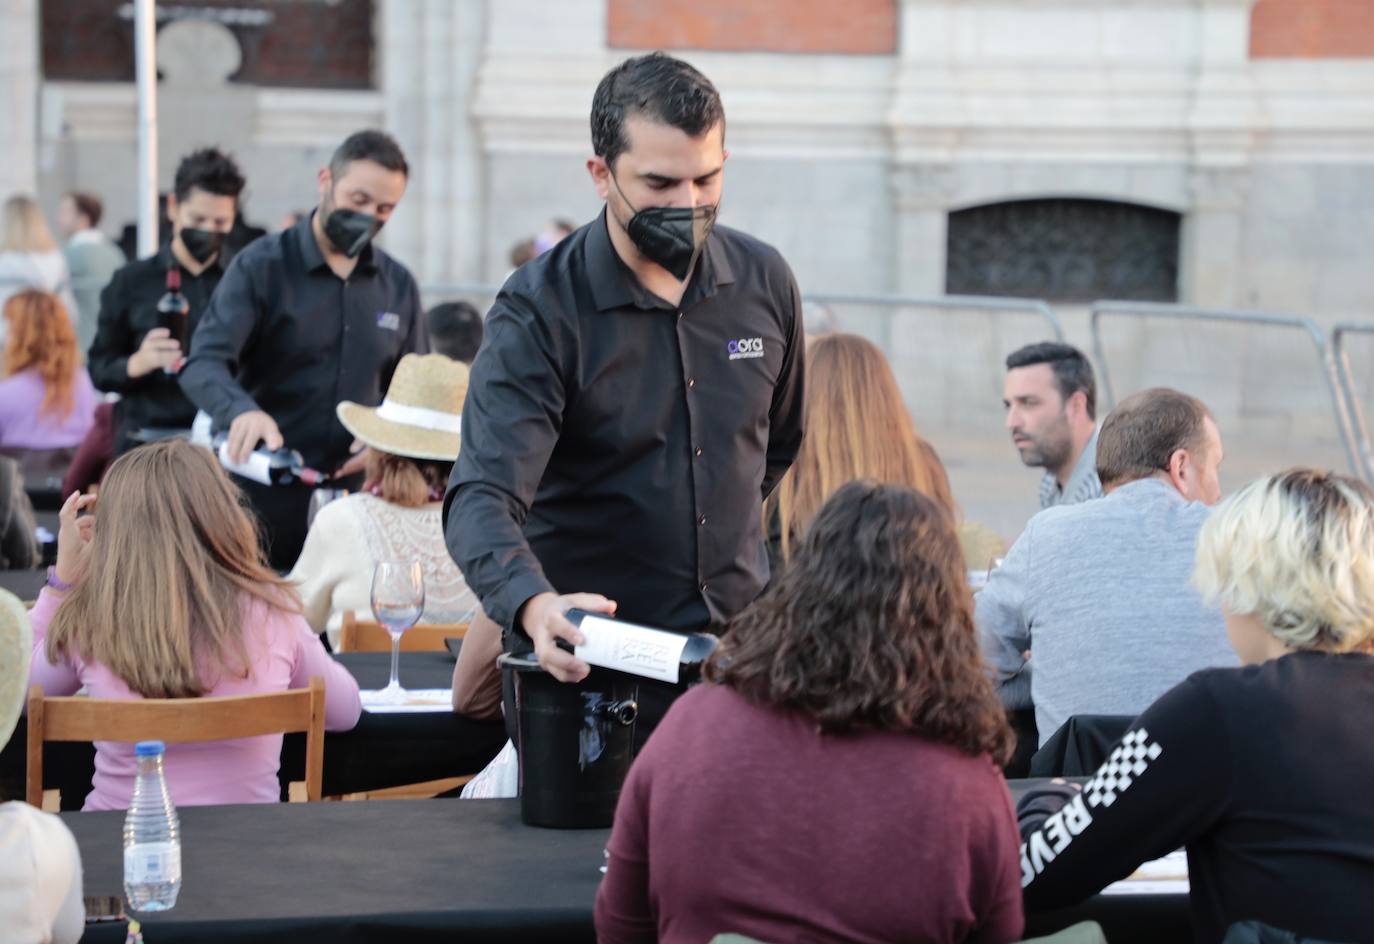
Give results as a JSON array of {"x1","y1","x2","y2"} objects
[{"x1": 123, "y1": 741, "x2": 182, "y2": 911}]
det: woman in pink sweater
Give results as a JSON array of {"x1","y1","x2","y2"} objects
[
  {"x1": 29, "y1": 439, "x2": 361, "y2": 811},
  {"x1": 596, "y1": 481, "x2": 1025, "y2": 944}
]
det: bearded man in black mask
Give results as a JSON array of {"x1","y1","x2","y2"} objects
[
  {"x1": 181, "y1": 129, "x2": 427, "y2": 571},
  {"x1": 446, "y1": 54, "x2": 805, "y2": 732},
  {"x1": 89, "y1": 147, "x2": 245, "y2": 457}
]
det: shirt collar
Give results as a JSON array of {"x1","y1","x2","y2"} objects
[
  {"x1": 299, "y1": 209, "x2": 377, "y2": 275},
  {"x1": 585, "y1": 206, "x2": 735, "y2": 312}
]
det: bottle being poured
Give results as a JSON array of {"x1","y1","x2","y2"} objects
[{"x1": 212, "y1": 433, "x2": 324, "y2": 487}]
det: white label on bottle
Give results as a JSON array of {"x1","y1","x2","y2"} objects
[
  {"x1": 217, "y1": 443, "x2": 273, "y2": 486},
  {"x1": 124, "y1": 841, "x2": 182, "y2": 885},
  {"x1": 574, "y1": 614, "x2": 688, "y2": 684}
]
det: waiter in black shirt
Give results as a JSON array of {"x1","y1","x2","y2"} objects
[
  {"x1": 446, "y1": 54, "x2": 805, "y2": 690},
  {"x1": 88, "y1": 148, "x2": 245, "y2": 455},
  {"x1": 180, "y1": 130, "x2": 427, "y2": 570}
]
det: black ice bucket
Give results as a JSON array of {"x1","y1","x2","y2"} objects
[{"x1": 498, "y1": 652, "x2": 640, "y2": 828}]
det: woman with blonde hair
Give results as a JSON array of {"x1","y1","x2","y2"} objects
[
  {"x1": 767, "y1": 332, "x2": 1004, "y2": 569},
  {"x1": 290, "y1": 353, "x2": 481, "y2": 648},
  {"x1": 0, "y1": 196, "x2": 78, "y2": 335},
  {"x1": 0, "y1": 290, "x2": 99, "y2": 451},
  {"x1": 29, "y1": 439, "x2": 362, "y2": 811},
  {"x1": 1018, "y1": 469, "x2": 1374, "y2": 941}
]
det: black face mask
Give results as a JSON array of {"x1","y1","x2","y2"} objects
[
  {"x1": 612, "y1": 174, "x2": 718, "y2": 281},
  {"x1": 320, "y1": 189, "x2": 383, "y2": 259},
  {"x1": 178, "y1": 227, "x2": 224, "y2": 264}
]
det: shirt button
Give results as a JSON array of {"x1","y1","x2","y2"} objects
[
  {"x1": 698, "y1": 515, "x2": 707, "y2": 526},
  {"x1": 677, "y1": 311, "x2": 683, "y2": 320},
  {"x1": 687, "y1": 377, "x2": 696, "y2": 388},
  {"x1": 694, "y1": 447, "x2": 702, "y2": 458},
  {"x1": 700, "y1": 582, "x2": 708, "y2": 593}
]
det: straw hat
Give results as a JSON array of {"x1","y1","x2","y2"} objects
[
  {"x1": 0, "y1": 589, "x2": 31, "y2": 749},
  {"x1": 337, "y1": 354, "x2": 469, "y2": 462}
]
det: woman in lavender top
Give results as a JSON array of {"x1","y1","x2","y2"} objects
[{"x1": 0, "y1": 290, "x2": 99, "y2": 450}]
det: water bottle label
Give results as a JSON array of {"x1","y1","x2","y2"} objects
[
  {"x1": 125, "y1": 842, "x2": 182, "y2": 885},
  {"x1": 574, "y1": 614, "x2": 687, "y2": 683}
]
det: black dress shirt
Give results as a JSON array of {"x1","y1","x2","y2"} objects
[
  {"x1": 445, "y1": 209, "x2": 805, "y2": 635},
  {"x1": 179, "y1": 212, "x2": 427, "y2": 472},
  {"x1": 86, "y1": 244, "x2": 222, "y2": 453}
]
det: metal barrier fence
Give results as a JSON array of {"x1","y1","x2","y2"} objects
[
  {"x1": 1089, "y1": 300, "x2": 1362, "y2": 483},
  {"x1": 1330, "y1": 323, "x2": 1374, "y2": 484}
]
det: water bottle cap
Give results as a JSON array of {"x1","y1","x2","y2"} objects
[{"x1": 134, "y1": 740, "x2": 166, "y2": 757}]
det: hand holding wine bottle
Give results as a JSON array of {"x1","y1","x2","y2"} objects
[
  {"x1": 126, "y1": 328, "x2": 183, "y2": 379},
  {"x1": 519, "y1": 590, "x2": 618, "y2": 683},
  {"x1": 225, "y1": 410, "x2": 284, "y2": 464}
]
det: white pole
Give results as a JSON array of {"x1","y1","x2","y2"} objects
[{"x1": 133, "y1": 0, "x2": 159, "y2": 258}]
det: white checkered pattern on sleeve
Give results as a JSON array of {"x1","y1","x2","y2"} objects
[{"x1": 1083, "y1": 727, "x2": 1164, "y2": 809}]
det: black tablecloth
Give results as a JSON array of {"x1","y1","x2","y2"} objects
[
  {"x1": 3, "y1": 652, "x2": 507, "y2": 807},
  {"x1": 71, "y1": 799, "x2": 606, "y2": 944},
  {"x1": 65, "y1": 787, "x2": 1188, "y2": 944}
]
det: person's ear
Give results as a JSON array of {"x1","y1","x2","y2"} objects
[
  {"x1": 316, "y1": 167, "x2": 332, "y2": 204},
  {"x1": 1166, "y1": 448, "x2": 1191, "y2": 496},
  {"x1": 1066, "y1": 389, "x2": 1088, "y2": 423},
  {"x1": 587, "y1": 156, "x2": 611, "y2": 200},
  {"x1": 165, "y1": 193, "x2": 178, "y2": 224}
]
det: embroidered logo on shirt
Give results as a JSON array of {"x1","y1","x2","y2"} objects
[
  {"x1": 376, "y1": 312, "x2": 401, "y2": 331},
  {"x1": 727, "y1": 337, "x2": 764, "y2": 360},
  {"x1": 1019, "y1": 727, "x2": 1164, "y2": 887}
]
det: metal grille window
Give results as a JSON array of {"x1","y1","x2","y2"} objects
[{"x1": 945, "y1": 198, "x2": 1181, "y2": 302}]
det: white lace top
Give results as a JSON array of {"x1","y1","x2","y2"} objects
[{"x1": 288, "y1": 493, "x2": 480, "y2": 647}]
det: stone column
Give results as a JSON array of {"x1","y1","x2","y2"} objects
[
  {"x1": 890, "y1": 164, "x2": 955, "y2": 296},
  {"x1": 1180, "y1": 166, "x2": 1251, "y2": 308},
  {"x1": 0, "y1": 0, "x2": 39, "y2": 198},
  {"x1": 376, "y1": 0, "x2": 488, "y2": 289}
]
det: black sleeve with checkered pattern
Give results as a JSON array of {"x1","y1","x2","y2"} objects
[{"x1": 1017, "y1": 672, "x2": 1231, "y2": 911}]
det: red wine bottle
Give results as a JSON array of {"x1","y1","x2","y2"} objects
[{"x1": 156, "y1": 267, "x2": 190, "y2": 375}]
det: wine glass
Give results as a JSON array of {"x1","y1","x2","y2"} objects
[{"x1": 370, "y1": 560, "x2": 425, "y2": 704}]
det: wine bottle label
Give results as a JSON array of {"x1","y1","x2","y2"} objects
[
  {"x1": 124, "y1": 841, "x2": 182, "y2": 885},
  {"x1": 574, "y1": 614, "x2": 689, "y2": 684},
  {"x1": 217, "y1": 443, "x2": 274, "y2": 486}
]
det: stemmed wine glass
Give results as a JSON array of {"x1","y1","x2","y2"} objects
[{"x1": 370, "y1": 560, "x2": 425, "y2": 704}]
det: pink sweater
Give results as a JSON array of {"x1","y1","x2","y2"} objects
[{"x1": 28, "y1": 587, "x2": 362, "y2": 811}]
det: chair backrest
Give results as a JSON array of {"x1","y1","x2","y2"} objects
[
  {"x1": 26, "y1": 676, "x2": 326, "y2": 807},
  {"x1": 339, "y1": 610, "x2": 468, "y2": 653}
]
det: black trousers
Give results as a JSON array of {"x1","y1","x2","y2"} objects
[{"x1": 231, "y1": 474, "x2": 314, "y2": 573}]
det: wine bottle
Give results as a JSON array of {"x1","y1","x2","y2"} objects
[
  {"x1": 559, "y1": 609, "x2": 717, "y2": 685},
  {"x1": 156, "y1": 267, "x2": 190, "y2": 375},
  {"x1": 213, "y1": 436, "x2": 324, "y2": 487}
]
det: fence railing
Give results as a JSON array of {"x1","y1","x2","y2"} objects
[
  {"x1": 1330, "y1": 323, "x2": 1374, "y2": 484},
  {"x1": 1089, "y1": 300, "x2": 1362, "y2": 481}
]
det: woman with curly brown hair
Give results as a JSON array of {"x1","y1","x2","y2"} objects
[{"x1": 596, "y1": 480, "x2": 1023, "y2": 944}]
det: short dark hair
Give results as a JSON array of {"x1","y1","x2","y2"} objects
[
  {"x1": 66, "y1": 191, "x2": 103, "y2": 227},
  {"x1": 1005, "y1": 341, "x2": 1097, "y2": 420},
  {"x1": 1096, "y1": 387, "x2": 1214, "y2": 489},
  {"x1": 426, "y1": 301, "x2": 484, "y2": 365},
  {"x1": 172, "y1": 148, "x2": 246, "y2": 203},
  {"x1": 329, "y1": 129, "x2": 409, "y2": 179},
  {"x1": 590, "y1": 52, "x2": 725, "y2": 167},
  {"x1": 707, "y1": 480, "x2": 1013, "y2": 763}
]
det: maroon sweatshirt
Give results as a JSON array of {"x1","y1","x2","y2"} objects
[{"x1": 595, "y1": 683, "x2": 1024, "y2": 944}]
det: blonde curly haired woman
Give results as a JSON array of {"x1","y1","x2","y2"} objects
[{"x1": 1017, "y1": 469, "x2": 1374, "y2": 942}]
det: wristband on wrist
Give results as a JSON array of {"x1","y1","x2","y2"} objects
[{"x1": 46, "y1": 566, "x2": 74, "y2": 593}]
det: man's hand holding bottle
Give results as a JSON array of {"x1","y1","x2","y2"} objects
[
  {"x1": 226, "y1": 410, "x2": 284, "y2": 464},
  {"x1": 520, "y1": 591, "x2": 618, "y2": 683},
  {"x1": 126, "y1": 328, "x2": 183, "y2": 379}
]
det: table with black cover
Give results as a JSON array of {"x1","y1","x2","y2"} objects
[
  {"x1": 65, "y1": 785, "x2": 1190, "y2": 944},
  {"x1": 1, "y1": 651, "x2": 507, "y2": 807}
]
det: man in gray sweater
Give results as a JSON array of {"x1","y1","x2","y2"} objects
[{"x1": 976, "y1": 387, "x2": 1237, "y2": 746}]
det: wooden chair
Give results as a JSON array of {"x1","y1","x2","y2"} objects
[
  {"x1": 26, "y1": 677, "x2": 326, "y2": 808},
  {"x1": 338, "y1": 611, "x2": 468, "y2": 653}
]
